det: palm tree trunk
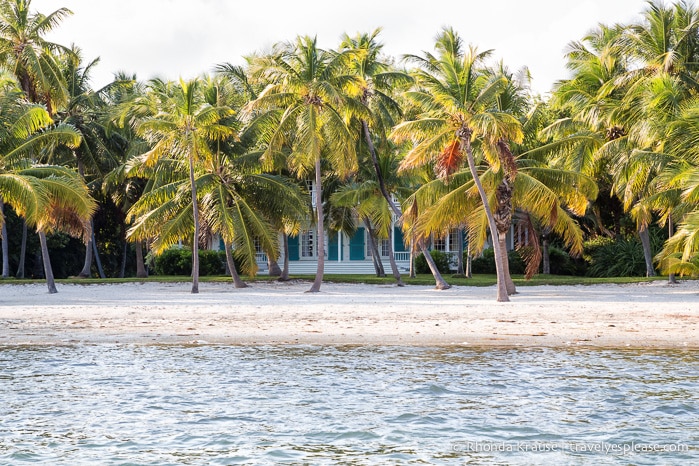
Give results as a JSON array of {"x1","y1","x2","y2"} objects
[
  {"x1": 189, "y1": 155, "x2": 200, "y2": 294},
  {"x1": 542, "y1": 234, "x2": 551, "y2": 275},
  {"x1": 267, "y1": 255, "x2": 282, "y2": 277},
  {"x1": 308, "y1": 156, "x2": 324, "y2": 292},
  {"x1": 79, "y1": 231, "x2": 93, "y2": 277},
  {"x1": 638, "y1": 225, "x2": 656, "y2": 277},
  {"x1": 386, "y1": 224, "x2": 404, "y2": 286},
  {"x1": 280, "y1": 233, "x2": 290, "y2": 281},
  {"x1": 409, "y1": 235, "x2": 416, "y2": 278},
  {"x1": 92, "y1": 230, "x2": 106, "y2": 278},
  {"x1": 364, "y1": 219, "x2": 385, "y2": 277},
  {"x1": 224, "y1": 241, "x2": 248, "y2": 288},
  {"x1": 498, "y1": 233, "x2": 516, "y2": 295},
  {"x1": 119, "y1": 241, "x2": 128, "y2": 278},
  {"x1": 362, "y1": 119, "x2": 445, "y2": 288},
  {"x1": 495, "y1": 179, "x2": 516, "y2": 295},
  {"x1": 135, "y1": 241, "x2": 148, "y2": 278},
  {"x1": 460, "y1": 130, "x2": 508, "y2": 302},
  {"x1": 0, "y1": 197, "x2": 9, "y2": 278},
  {"x1": 456, "y1": 228, "x2": 465, "y2": 275},
  {"x1": 466, "y1": 241, "x2": 472, "y2": 278},
  {"x1": 16, "y1": 220, "x2": 27, "y2": 278},
  {"x1": 668, "y1": 217, "x2": 676, "y2": 284},
  {"x1": 38, "y1": 230, "x2": 57, "y2": 294}
]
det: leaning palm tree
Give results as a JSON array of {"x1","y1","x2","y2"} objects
[
  {"x1": 132, "y1": 77, "x2": 234, "y2": 293},
  {"x1": 392, "y1": 28, "x2": 523, "y2": 302},
  {"x1": 245, "y1": 36, "x2": 358, "y2": 292}
]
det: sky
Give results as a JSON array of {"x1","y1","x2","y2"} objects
[{"x1": 33, "y1": 0, "x2": 653, "y2": 96}]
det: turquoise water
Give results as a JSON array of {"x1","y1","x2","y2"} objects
[{"x1": 0, "y1": 345, "x2": 697, "y2": 465}]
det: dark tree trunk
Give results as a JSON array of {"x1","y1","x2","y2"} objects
[
  {"x1": 279, "y1": 234, "x2": 290, "y2": 281},
  {"x1": 638, "y1": 225, "x2": 656, "y2": 277},
  {"x1": 668, "y1": 217, "x2": 676, "y2": 284},
  {"x1": 267, "y1": 255, "x2": 282, "y2": 277},
  {"x1": 308, "y1": 156, "x2": 324, "y2": 292},
  {"x1": 38, "y1": 231, "x2": 57, "y2": 294},
  {"x1": 92, "y1": 229, "x2": 106, "y2": 278},
  {"x1": 1, "y1": 197, "x2": 9, "y2": 278},
  {"x1": 386, "y1": 225, "x2": 404, "y2": 286},
  {"x1": 409, "y1": 235, "x2": 416, "y2": 278},
  {"x1": 225, "y1": 241, "x2": 248, "y2": 288},
  {"x1": 135, "y1": 241, "x2": 148, "y2": 278},
  {"x1": 364, "y1": 219, "x2": 385, "y2": 277},
  {"x1": 16, "y1": 220, "x2": 27, "y2": 278},
  {"x1": 542, "y1": 233, "x2": 551, "y2": 275},
  {"x1": 466, "y1": 241, "x2": 472, "y2": 278},
  {"x1": 189, "y1": 154, "x2": 200, "y2": 294},
  {"x1": 119, "y1": 241, "x2": 128, "y2": 278},
  {"x1": 455, "y1": 228, "x2": 465, "y2": 275}
]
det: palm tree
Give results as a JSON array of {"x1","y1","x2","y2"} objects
[
  {"x1": 0, "y1": 0, "x2": 71, "y2": 113},
  {"x1": 132, "y1": 77, "x2": 234, "y2": 293},
  {"x1": 50, "y1": 47, "x2": 124, "y2": 278},
  {"x1": 0, "y1": 89, "x2": 95, "y2": 293},
  {"x1": 392, "y1": 28, "x2": 523, "y2": 301},
  {"x1": 246, "y1": 36, "x2": 358, "y2": 292},
  {"x1": 338, "y1": 29, "x2": 414, "y2": 287},
  {"x1": 127, "y1": 140, "x2": 307, "y2": 288}
]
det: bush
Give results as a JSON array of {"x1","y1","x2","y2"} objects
[
  {"x1": 470, "y1": 248, "x2": 525, "y2": 275},
  {"x1": 546, "y1": 246, "x2": 580, "y2": 276},
  {"x1": 200, "y1": 250, "x2": 226, "y2": 276},
  {"x1": 415, "y1": 250, "x2": 452, "y2": 274},
  {"x1": 584, "y1": 237, "x2": 649, "y2": 277},
  {"x1": 154, "y1": 248, "x2": 226, "y2": 276}
]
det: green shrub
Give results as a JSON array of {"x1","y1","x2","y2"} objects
[
  {"x1": 200, "y1": 250, "x2": 226, "y2": 275},
  {"x1": 470, "y1": 248, "x2": 525, "y2": 275},
  {"x1": 415, "y1": 250, "x2": 452, "y2": 274},
  {"x1": 584, "y1": 237, "x2": 649, "y2": 277},
  {"x1": 154, "y1": 248, "x2": 226, "y2": 276},
  {"x1": 546, "y1": 246, "x2": 580, "y2": 275}
]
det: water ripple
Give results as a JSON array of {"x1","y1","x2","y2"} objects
[{"x1": 0, "y1": 345, "x2": 697, "y2": 464}]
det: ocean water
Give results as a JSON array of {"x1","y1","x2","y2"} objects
[{"x1": 0, "y1": 345, "x2": 697, "y2": 465}]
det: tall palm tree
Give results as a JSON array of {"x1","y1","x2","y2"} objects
[
  {"x1": 132, "y1": 77, "x2": 234, "y2": 293},
  {"x1": 0, "y1": 0, "x2": 71, "y2": 114},
  {"x1": 246, "y1": 36, "x2": 358, "y2": 292},
  {"x1": 0, "y1": 89, "x2": 95, "y2": 293},
  {"x1": 51, "y1": 47, "x2": 123, "y2": 278},
  {"x1": 392, "y1": 28, "x2": 523, "y2": 301},
  {"x1": 0, "y1": 0, "x2": 76, "y2": 284}
]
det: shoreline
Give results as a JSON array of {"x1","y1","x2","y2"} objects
[{"x1": 1, "y1": 281, "x2": 698, "y2": 349}]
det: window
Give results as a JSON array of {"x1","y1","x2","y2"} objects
[
  {"x1": 448, "y1": 230, "x2": 459, "y2": 252},
  {"x1": 433, "y1": 236, "x2": 446, "y2": 251},
  {"x1": 301, "y1": 230, "x2": 315, "y2": 258},
  {"x1": 380, "y1": 238, "x2": 390, "y2": 257}
]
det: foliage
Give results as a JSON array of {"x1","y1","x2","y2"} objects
[
  {"x1": 546, "y1": 246, "x2": 581, "y2": 276},
  {"x1": 583, "y1": 230, "x2": 664, "y2": 277},
  {"x1": 153, "y1": 248, "x2": 229, "y2": 276},
  {"x1": 470, "y1": 248, "x2": 526, "y2": 275},
  {"x1": 414, "y1": 250, "x2": 452, "y2": 274}
]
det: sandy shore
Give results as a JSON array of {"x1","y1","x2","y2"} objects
[{"x1": 1, "y1": 280, "x2": 698, "y2": 348}]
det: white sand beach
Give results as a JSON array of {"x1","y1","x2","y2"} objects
[{"x1": 1, "y1": 280, "x2": 697, "y2": 348}]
